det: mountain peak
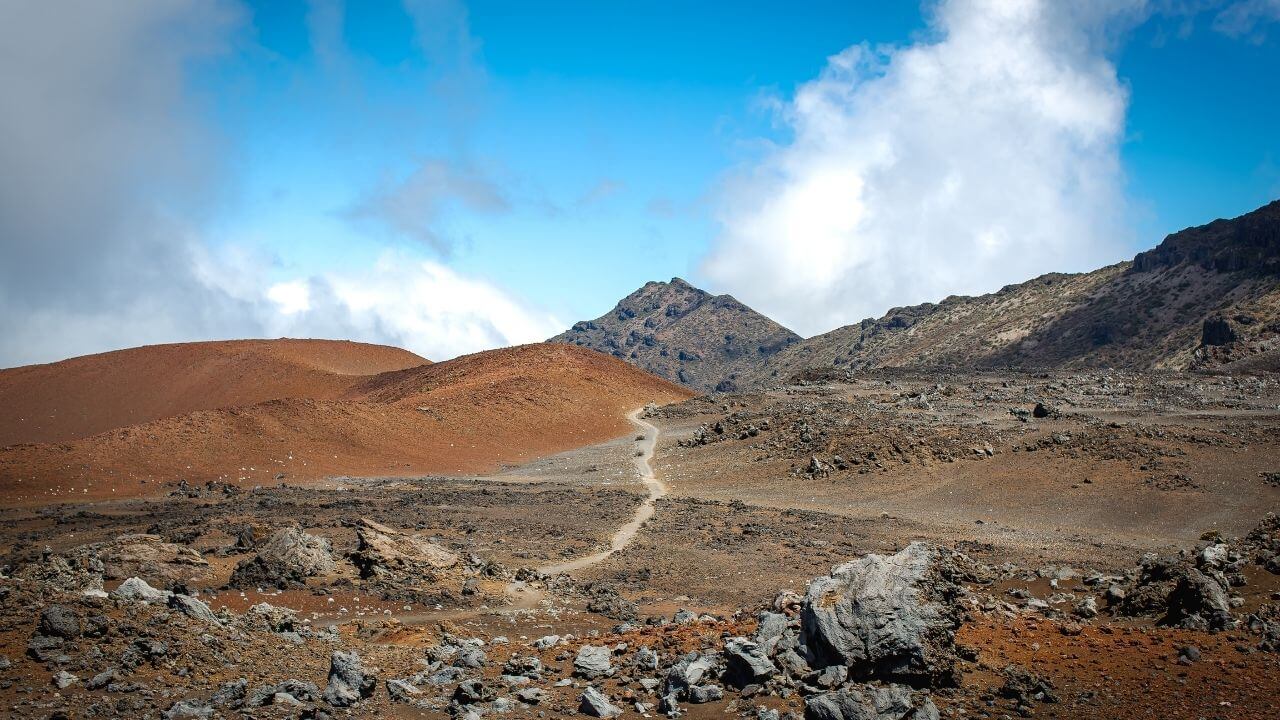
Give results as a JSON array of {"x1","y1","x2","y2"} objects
[{"x1": 548, "y1": 278, "x2": 799, "y2": 392}]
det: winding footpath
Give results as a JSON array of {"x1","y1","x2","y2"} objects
[{"x1": 538, "y1": 408, "x2": 666, "y2": 575}]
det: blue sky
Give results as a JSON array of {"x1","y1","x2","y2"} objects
[
  {"x1": 217, "y1": 1, "x2": 928, "y2": 321},
  {"x1": 2, "y1": 0, "x2": 1279, "y2": 365}
]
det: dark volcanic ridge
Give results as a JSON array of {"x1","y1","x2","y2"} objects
[
  {"x1": 549, "y1": 277, "x2": 800, "y2": 392},
  {"x1": 553, "y1": 199, "x2": 1280, "y2": 391}
]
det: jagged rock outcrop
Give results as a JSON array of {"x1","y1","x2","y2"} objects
[
  {"x1": 800, "y1": 542, "x2": 965, "y2": 686},
  {"x1": 350, "y1": 518, "x2": 459, "y2": 581},
  {"x1": 228, "y1": 525, "x2": 336, "y2": 589}
]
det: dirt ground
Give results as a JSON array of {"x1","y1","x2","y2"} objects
[{"x1": 1, "y1": 368, "x2": 1279, "y2": 718}]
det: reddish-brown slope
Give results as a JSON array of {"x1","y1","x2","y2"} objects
[
  {"x1": 0, "y1": 339, "x2": 428, "y2": 446},
  {"x1": 0, "y1": 344, "x2": 694, "y2": 505}
]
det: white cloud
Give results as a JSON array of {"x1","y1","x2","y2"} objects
[
  {"x1": 263, "y1": 254, "x2": 563, "y2": 361},
  {"x1": 701, "y1": 0, "x2": 1145, "y2": 337},
  {"x1": 0, "y1": 0, "x2": 556, "y2": 369}
]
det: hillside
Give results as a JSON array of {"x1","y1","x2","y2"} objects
[
  {"x1": 0, "y1": 339, "x2": 428, "y2": 446},
  {"x1": 549, "y1": 277, "x2": 799, "y2": 391},
  {"x1": 0, "y1": 344, "x2": 693, "y2": 504},
  {"x1": 741, "y1": 199, "x2": 1280, "y2": 386}
]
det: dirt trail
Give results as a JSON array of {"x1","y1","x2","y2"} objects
[
  {"x1": 391, "y1": 407, "x2": 663, "y2": 627},
  {"x1": 538, "y1": 408, "x2": 663, "y2": 575}
]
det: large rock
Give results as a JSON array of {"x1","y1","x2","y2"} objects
[
  {"x1": 1166, "y1": 568, "x2": 1235, "y2": 630},
  {"x1": 13, "y1": 554, "x2": 103, "y2": 595},
  {"x1": 113, "y1": 576, "x2": 174, "y2": 604},
  {"x1": 324, "y1": 650, "x2": 377, "y2": 707},
  {"x1": 573, "y1": 644, "x2": 614, "y2": 679},
  {"x1": 229, "y1": 526, "x2": 336, "y2": 589},
  {"x1": 579, "y1": 686, "x2": 623, "y2": 718},
  {"x1": 801, "y1": 542, "x2": 962, "y2": 686},
  {"x1": 805, "y1": 684, "x2": 939, "y2": 720},
  {"x1": 168, "y1": 593, "x2": 221, "y2": 625},
  {"x1": 73, "y1": 534, "x2": 208, "y2": 583},
  {"x1": 723, "y1": 637, "x2": 777, "y2": 687},
  {"x1": 351, "y1": 518, "x2": 459, "y2": 581},
  {"x1": 38, "y1": 605, "x2": 81, "y2": 639}
]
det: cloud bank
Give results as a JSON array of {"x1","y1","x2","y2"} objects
[
  {"x1": 702, "y1": 0, "x2": 1144, "y2": 337},
  {"x1": 0, "y1": 0, "x2": 558, "y2": 368}
]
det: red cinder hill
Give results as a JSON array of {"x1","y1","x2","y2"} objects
[
  {"x1": 0, "y1": 343, "x2": 694, "y2": 505},
  {"x1": 0, "y1": 339, "x2": 429, "y2": 446}
]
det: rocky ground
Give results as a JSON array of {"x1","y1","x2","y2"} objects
[{"x1": 2, "y1": 370, "x2": 1279, "y2": 719}]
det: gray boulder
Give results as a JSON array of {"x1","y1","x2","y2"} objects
[
  {"x1": 51, "y1": 670, "x2": 78, "y2": 689},
  {"x1": 112, "y1": 576, "x2": 173, "y2": 604},
  {"x1": 211, "y1": 678, "x2": 247, "y2": 707},
  {"x1": 688, "y1": 684, "x2": 724, "y2": 703},
  {"x1": 579, "y1": 686, "x2": 622, "y2": 717},
  {"x1": 574, "y1": 644, "x2": 614, "y2": 679},
  {"x1": 324, "y1": 650, "x2": 377, "y2": 706},
  {"x1": 666, "y1": 651, "x2": 717, "y2": 694},
  {"x1": 386, "y1": 678, "x2": 422, "y2": 703},
  {"x1": 753, "y1": 611, "x2": 789, "y2": 655},
  {"x1": 168, "y1": 593, "x2": 220, "y2": 624},
  {"x1": 1166, "y1": 568, "x2": 1235, "y2": 630},
  {"x1": 804, "y1": 684, "x2": 939, "y2": 720},
  {"x1": 724, "y1": 637, "x2": 777, "y2": 687},
  {"x1": 801, "y1": 542, "x2": 961, "y2": 685},
  {"x1": 229, "y1": 525, "x2": 336, "y2": 588},
  {"x1": 39, "y1": 605, "x2": 81, "y2": 639}
]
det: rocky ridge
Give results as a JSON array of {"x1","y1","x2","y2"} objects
[{"x1": 550, "y1": 278, "x2": 800, "y2": 392}]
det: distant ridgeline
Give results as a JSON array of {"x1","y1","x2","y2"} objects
[{"x1": 553, "y1": 200, "x2": 1280, "y2": 391}]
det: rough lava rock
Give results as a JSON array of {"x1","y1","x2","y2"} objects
[
  {"x1": 323, "y1": 650, "x2": 377, "y2": 707},
  {"x1": 579, "y1": 686, "x2": 623, "y2": 718},
  {"x1": 801, "y1": 542, "x2": 963, "y2": 686},
  {"x1": 805, "y1": 684, "x2": 940, "y2": 720},
  {"x1": 350, "y1": 518, "x2": 460, "y2": 580},
  {"x1": 113, "y1": 576, "x2": 174, "y2": 604},
  {"x1": 229, "y1": 525, "x2": 336, "y2": 589}
]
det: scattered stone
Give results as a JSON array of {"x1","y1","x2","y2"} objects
[
  {"x1": 579, "y1": 686, "x2": 623, "y2": 718},
  {"x1": 724, "y1": 637, "x2": 777, "y2": 687},
  {"x1": 804, "y1": 684, "x2": 939, "y2": 720},
  {"x1": 168, "y1": 593, "x2": 220, "y2": 624},
  {"x1": 324, "y1": 650, "x2": 377, "y2": 707},
  {"x1": 163, "y1": 700, "x2": 214, "y2": 719},
  {"x1": 386, "y1": 678, "x2": 421, "y2": 703}
]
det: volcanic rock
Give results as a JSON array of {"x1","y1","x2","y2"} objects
[
  {"x1": 324, "y1": 650, "x2": 377, "y2": 707},
  {"x1": 800, "y1": 543, "x2": 963, "y2": 686},
  {"x1": 804, "y1": 684, "x2": 939, "y2": 720}
]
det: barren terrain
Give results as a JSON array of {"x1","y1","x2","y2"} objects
[{"x1": 1, "y1": 355, "x2": 1277, "y2": 719}]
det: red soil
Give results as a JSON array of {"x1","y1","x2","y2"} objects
[
  {"x1": 0, "y1": 339, "x2": 428, "y2": 445},
  {"x1": 0, "y1": 343, "x2": 694, "y2": 505}
]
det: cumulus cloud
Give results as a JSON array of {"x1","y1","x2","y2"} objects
[
  {"x1": 0, "y1": 0, "x2": 263, "y2": 367},
  {"x1": 0, "y1": 0, "x2": 561, "y2": 368},
  {"x1": 702, "y1": 0, "x2": 1145, "y2": 337},
  {"x1": 264, "y1": 255, "x2": 563, "y2": 361}
]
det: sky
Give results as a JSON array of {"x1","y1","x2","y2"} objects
[{"x1": 1, "y1": 0, "x2": 1279, "y2": 367}]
